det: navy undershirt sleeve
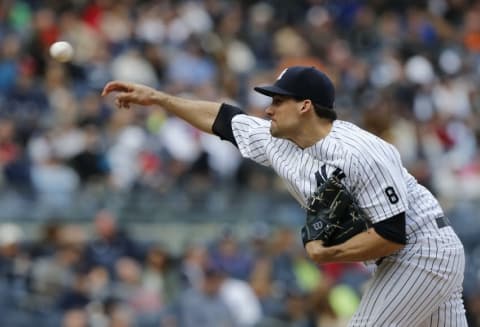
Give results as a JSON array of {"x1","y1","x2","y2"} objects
[
  {"x1": 373, "y1": 212, "x2": 407, "y2": 245},
  {"x1": 212, "y1": 103, "x2": 245, "y2": 147}
]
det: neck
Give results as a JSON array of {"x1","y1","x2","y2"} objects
[{"x1": 290, "y1": 119, "x2": 333, "y2": 149}]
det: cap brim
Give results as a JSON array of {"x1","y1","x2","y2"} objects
[{"x1": 254, "y1": 85, "x2": 296, "y2": 98}]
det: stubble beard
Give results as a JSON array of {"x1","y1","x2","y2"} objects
[
  {"x1": 270, "y1": 124, "x2": 279, "y2": 138},
  {"x1": 270, "y1": 124, "x2": 285, "y2": 139}
]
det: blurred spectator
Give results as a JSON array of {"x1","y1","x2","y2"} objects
[
  {"x1": 166, "y1": 37, "x2": 217, "y2": 90},
  {"x1": 112, "y1": 257, "x2": 162, "y2": 321},
  {"x1": 176, "y1": 265, "x2": 237, "y2": 327},
  {"x1": 61, "y1": 308, "x2": 88, "y2": 327},
  {"x1": 85, "y1": 265, "x2": 110, "y2": 302},
  {"x1": 250, "y1": 256, "x2": 283, "y2": 319},
  {"x1": 111, "y1": 49, "x2": 159, "y2": 87},
  {"x1": 84, "y1": 210, "x2": 143, "y2": 277},
  {"x1": 29, "y1": 220, "x2": 63, "y2": 258},
  {"x1": 141, "y1": 243, "x2": 180, "y2": 306},
  {"x1": 106, "y1": 114, "x2": 147, "y2": 189},
  {"x1": 30, "y1": 154, "x2": 80, "y2": 210},
  {"x1": 57, "y1": 272, "x2": 90, "y2": 312},
  {"x1": 0, "y1": 223, "x2": 28, "y2": 290},
  {"x1": 281, "y1": 288, "x2": 316, "y2": 327},
  {"x1": 219, "y1": 272, "x2": 262, "y2": 327},
  {"x1": 29, "y1": 243, "x2": 82, "y2": 309},
  {"x1": 68, "y1": 125, "x2": 110, "y2": 185},
  {"x1": 270, "y1": 227, "x2": 300, "y2": 294},
  {"x1": 0, "y1": 34, "x2": 21, "y2": 94},
  {"x1": 463, "y1": 4, "x2": 480, "y2": 52},
  {"x1": 0, "y1": 119, "x2": 31, "y2": 191},
  {"x1": 179, "y1": 241, "x2": 209, "y2": 289},
  {"x1": 209, "y1": 229, "x2": 254, "y2": 280}
]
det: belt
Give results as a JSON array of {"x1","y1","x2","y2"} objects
[{"x1": 436, "y1": 216, "x2": 450, "y2": 229}]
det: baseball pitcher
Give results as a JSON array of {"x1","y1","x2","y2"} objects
[{"x1": 102, "y1": 66, "x2": 467, "y2": 326}]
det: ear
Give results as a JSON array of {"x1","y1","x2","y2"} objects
[{"x1": 299, "y1": 100, "x2": 314, "y2": 115}]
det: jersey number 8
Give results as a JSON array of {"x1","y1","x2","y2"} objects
[{"x1": 385, "y1": 186, "x2": 399, "y2": 204}]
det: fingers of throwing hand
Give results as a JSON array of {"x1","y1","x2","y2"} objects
[
  {"x1": 115, "y1": 96, "x2": 131, "y2": 109},
  {"x1": 101, "y1": 82, "x2": 131, "y2": 96}
]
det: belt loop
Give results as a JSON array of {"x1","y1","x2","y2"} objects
[{"x1": 436, "y1": 216, "x2": 450, "y2": 229}]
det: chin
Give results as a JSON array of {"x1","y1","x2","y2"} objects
[
  {"x1": 270, "y1": 126, "x2": 288, "y2": 139},
  {"x1": 271, "y1": 132, "x2": 287, "y2": 139},
  {"x1": 270, "y1": 126, "x2": 280, "y2": 138},
  {"x1": 270, "y1": 120, "x2": 291, "y2": 138}
]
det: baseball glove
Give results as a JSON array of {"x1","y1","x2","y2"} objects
[{"x1": 301, "y1": 169, "x2": 371, "y2": 247}]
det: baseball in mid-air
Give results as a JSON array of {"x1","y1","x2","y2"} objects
[{"x1": 49, "y1": 41, "x2": 74, "y2": 62}]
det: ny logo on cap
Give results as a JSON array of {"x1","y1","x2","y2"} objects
[{"x1": 277, "y1": 68, "x2": 288, "y2": 80}]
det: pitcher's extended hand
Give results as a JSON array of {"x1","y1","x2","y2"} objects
[{"x1": 101, "y1": 81, "x2": 158, "y2": 109}]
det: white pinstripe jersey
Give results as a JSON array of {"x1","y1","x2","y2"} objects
[{"x1": 231, "y1": 115, "x2": 444, "y2": 238}]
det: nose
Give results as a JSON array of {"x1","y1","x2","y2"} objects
[{"x1": 265, "y1": 105, "x2": 273, "y2": 117}]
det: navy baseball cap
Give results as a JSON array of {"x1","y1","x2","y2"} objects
[{"x1": 254, "y1": 66, "x2": 335, "y2": 109}]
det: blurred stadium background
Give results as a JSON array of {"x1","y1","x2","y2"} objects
[{"x1": 0, "y1": 0, "x2": 480, "y2": 326}]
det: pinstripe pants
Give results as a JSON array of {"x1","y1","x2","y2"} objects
[{"x1": 348, "y1": 225, "x2": 467, "y2": 327}]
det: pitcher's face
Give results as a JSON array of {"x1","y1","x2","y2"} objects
[{"x1": 265, "y1": 95, "x2": 305, "y2": 139}]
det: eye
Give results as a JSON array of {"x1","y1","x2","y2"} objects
[{"x1": 272, "y1": 98, "x2": 283, "y2": 106}]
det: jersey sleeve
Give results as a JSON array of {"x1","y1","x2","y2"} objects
[
  {"x1": 354, "y1": 146, "x2": 408, "y2": 224},
  {"x1": 212, "y1": 103, "x2": 245, "y2": 146},
  {"x1": 231, "y1": 114, "x2": 272, "y2": 166}
]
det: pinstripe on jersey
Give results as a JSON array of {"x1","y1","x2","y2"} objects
[{"x1": 230, "y1": 114, "x2": 467, "y2": 327}]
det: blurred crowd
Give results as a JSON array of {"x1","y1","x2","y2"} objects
[
  {"x1": 1, "y1": 0, "x2": 480, "y2": 326},
  {"x1": 0, "y1": 209, "x2": 370, "y2": 327}
]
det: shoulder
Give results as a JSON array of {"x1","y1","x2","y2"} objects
[
  {"x1": 231, "y1": 114, "x2": 273, "y2": 143},
  {"x1": 315, "y1": 120, "x2": 364, "y2": 158},
  {"x1": 330, "y1": 120, "x2": 390, "y2": 155},
  {"x1": 331, "y1": 120, "x2": 367, "y2": 141},
  {"x1": 232, "y1": 114, "x2": 271, "y2": 128}
]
